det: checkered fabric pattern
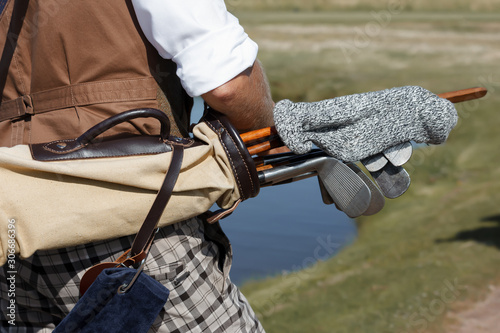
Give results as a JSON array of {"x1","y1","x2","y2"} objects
[{"x1": 0, "y1": 217, "x2": 265, "y2": 332}]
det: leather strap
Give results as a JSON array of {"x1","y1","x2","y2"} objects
[
  {"x1": 130, "y1": 143, "x2": 184, "y2": 257},
  {"x1": 78, "y1": 109, "x2": 256, "y2": 293},
  {"x1": 202, "y1": 110, "x2": 260, "y2": 201},
  {"x1": 79, "y1": 143, "x2": 184, "y2": 295},
  {"x1": 30, "y1": 108, "x2": 198, "y2": 161}
]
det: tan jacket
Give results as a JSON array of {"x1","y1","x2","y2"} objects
[{"x1": 0, "y1": 0, "x2": 192, "y2": 148}]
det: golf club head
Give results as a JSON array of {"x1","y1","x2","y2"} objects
[
  {"x1": 317, "y1": 176, "x2": 335, "y2": 205},
  {"x1": 259, "y1": 156, "x2": 371, "y2": 217},
  {"x1": 370, "y1": 162, "x2": 411, "y2": 199},
  {"x1": 361, "y1": 153, "x2": 388, "y2": 172},
  {"x1": 383, "y1": 142, "x2": 413, "y2": 167},
  {"x1": 316, "y1": 159, "x2": 371, "y2": 218},
  {"x1": 346, "y1": 163, "x2": 385, "y2": 216}
]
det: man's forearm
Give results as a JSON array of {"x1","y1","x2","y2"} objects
[{"x1": 202, "y1": 60, "x2": 275, "y2": 132}]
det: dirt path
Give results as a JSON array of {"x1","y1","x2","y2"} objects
[{"x1": 447, "y1": 286, "x2": 500, "y2": 333}]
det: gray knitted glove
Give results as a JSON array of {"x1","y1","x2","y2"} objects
[{"x1": 273, "y1": 86, "x2": 458, "y2": 162}]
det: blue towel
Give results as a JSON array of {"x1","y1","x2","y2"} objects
[
  {"x1": 54, "y1": 268, "x2": 169, "y2": 333},
  {"x1": 0, "y1": 0, "x2": 7, "y2": 15}
]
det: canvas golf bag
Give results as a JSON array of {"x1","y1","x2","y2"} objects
[{"x1": 0, "y1": 108, "x2": 259, "y2": 265}]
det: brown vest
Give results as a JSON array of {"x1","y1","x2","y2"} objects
[{"x1": 0, "y1": 0, "x2": 192, "y2": 148}]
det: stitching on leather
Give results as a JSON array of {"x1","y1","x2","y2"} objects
[
  {"x1": 35, "y1": 137, "x2": 195, "y2": 160},
  {"x1": 206, "y1": 199, "x2": 242, "y2": 224},
  {"x1": 164, "y1": 138, "x2": 195, "y2": 148},
  {"x1": 214, "y1": 119, "x2": 255, "y2": 197},
  {"x1": 41, "y1": 139, "x2": 83, "y2": 154},
  {"x1": 205, "y1": 120, "x2": 245, "y2": 200},
  {"x1": 33, "y1": 149, "x2": 172, "y2": 161}
]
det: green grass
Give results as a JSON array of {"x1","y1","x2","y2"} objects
[
  {"x1": 234, "y1": 12, "x2": 500, "y2": 25},
  {"x1": 228, "y1": 0, "x2": 500, "y2": 13},
  {"x1": 238, "y1": 12, "x2": 500, "y2": 333}
]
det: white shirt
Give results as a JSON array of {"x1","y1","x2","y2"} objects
[{"x1": 132, "y1": 0, "x2": 258, "y2": 97}]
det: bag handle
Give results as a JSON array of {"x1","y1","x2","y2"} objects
[{"x1": 77, "y1": 108, "x2": 171, "y2": 146}]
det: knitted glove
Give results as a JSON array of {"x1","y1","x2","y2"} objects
[{"x1": 273, "y1": 86, "x2": 458, "y2": 162}]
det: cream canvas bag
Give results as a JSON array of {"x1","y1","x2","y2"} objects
[{"x1": 0, "y1": 109, "x2": 259, "y2": 265}]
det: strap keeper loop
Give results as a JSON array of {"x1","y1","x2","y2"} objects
[{"x1": 21, "y1": 94, "x2": 34, "y2": 115}]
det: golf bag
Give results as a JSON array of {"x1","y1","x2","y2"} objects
[{"x1": 0, "y1": 109, "x2": 259, "y2": 266}]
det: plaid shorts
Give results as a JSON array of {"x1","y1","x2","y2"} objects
[{"x1": 0, "y1": 217, "x2": 265, "y2": 332}]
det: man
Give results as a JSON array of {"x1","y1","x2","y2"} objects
[
  {"x1": 0, "y1": 0, "x2": 460, "y2": 331},
  {"x1": 0, "y1": 0, "x2": 272, "y2": 331}
]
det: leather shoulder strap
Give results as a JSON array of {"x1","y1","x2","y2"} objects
[
  {"x1": 79, "y1": 142, "x2": 185, "y2": 296},
  {"x1": 130, "y1": 143, "x2": 184, "y2": 257}
]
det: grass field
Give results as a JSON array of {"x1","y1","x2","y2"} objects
[
  {"x1": 237, "y1": 11, "x2": 500, "y2": 333},
  {"x1": 227, "y1": 0, "x2": 500, "y2": 12}
]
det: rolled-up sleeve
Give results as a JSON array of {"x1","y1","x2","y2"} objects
[{"x1": 132, "y1": 0, "x2": 258, "y2": 97}]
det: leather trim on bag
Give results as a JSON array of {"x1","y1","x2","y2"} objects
[
  {"x1": 30, "y1": 136, "x2": 172, "y2": 161},
  {"x1": 205, "y1": 199, "x2": 242, "y2": 224},
  {"x1": 30, "y1": 135, "x2": 199, "y2": 161},
  {"x1": 29, "y1": 108, "x2": 199, "y2": 161},
  {"x1": 202, "y1": 110, "x2": 260, "y2": 200}
]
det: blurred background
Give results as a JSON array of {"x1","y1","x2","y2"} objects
[{"x1": 213, "y1": 1, "x2": 500, "y2": 332}]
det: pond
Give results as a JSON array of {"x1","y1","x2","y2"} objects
[
  {"x1": 191, "y1": 97, "x2": 357, "y2": 286},
  {"x1": 220, "y1": 176, "x2": 357, "y2": 285}
]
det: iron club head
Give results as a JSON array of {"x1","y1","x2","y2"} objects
[
  {"x1": 259, "y1": 156, "x2": 371, "y2": 218},
  {"x1": 369, "y1": 162, "x2": 411, "y2": 199},
  {"x1": 361, "y1": 153, "x2": 388, "y2": 172},
  {"x1": 346, "y1": 163, "x2": 385, "y2": 216},
  {"x1": 317, "y1": 176, "x2": 335, "y2": 205},
  {"x1": 316, "y1": 158, "x2": 371, "y2": 218},
  {"x1": 383, "y1": 142, "x2": 413, "y2": 167}
]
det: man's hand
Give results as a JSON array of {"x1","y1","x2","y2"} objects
[{"x1": 202, "y1": 61, "x2": 275, "y2": 132}]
